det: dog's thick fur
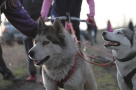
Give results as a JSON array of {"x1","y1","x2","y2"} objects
[
  {"x1": 29, "y1": 17, "x2": 97, "y2": 90},
  {"x1": 102, "y1": 28, "x2": 136, "y2": 90}
]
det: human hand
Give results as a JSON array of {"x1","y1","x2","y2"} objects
[
  {"x1": 87, "y1": 14, "x2": 94, "y2": 24},
  {"x1": 42, "y1": 16, "x2": 48, "y2": 22}
]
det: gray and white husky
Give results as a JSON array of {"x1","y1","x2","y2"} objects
[
  {"x1": 29, "y1": 17, "x2": 97, "y2": 90},
  {"x1": 102, "y1": 28, "x2": 136, "y2": 90}
]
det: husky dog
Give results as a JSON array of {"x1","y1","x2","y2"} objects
[
  {"x1": 102, "y1": 28, "x2": 136, "y2": 90},
  {"x1": 29, "y1": 17, "x2": 97, "y2": 90}
]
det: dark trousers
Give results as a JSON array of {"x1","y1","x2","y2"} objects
[
  {"x1": 0, "y1": 44, "x2": 12, "y2": 76},
  {"x1": 23, "y1": 37, "x2": 36, "y2": 75},
  {"x1": 74, "y1": 27, "x2": 80, "y2": 41},
  {"x1": 23, "y1": 37, "x2": 42, "y2": 75}
]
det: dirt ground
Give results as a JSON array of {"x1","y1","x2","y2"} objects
[{"x1": 0, "y1": 30, "x2": 119, "y2": 90}]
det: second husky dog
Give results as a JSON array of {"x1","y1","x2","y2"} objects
[
  {"x1": 29, "y1": 17, "x2": 97, "y2": 90},
  {"x1": 102, "y1": 28, "x2": 136, "y2": 90}
]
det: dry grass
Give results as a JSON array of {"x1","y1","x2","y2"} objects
[{"x1": 0, "y1": 43, "x2": 28, "y2": 89}]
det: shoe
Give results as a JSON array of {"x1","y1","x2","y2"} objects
[
  {"x1": 26, "y1": 75, "x2": 36, "y2": 82},
  {"x1": 3, "y1": 73, "x2": 20, "y2": 81}
]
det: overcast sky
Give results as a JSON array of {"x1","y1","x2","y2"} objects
[{"x1": 80, "y1": 0, "x2": 136, "y2": 30}]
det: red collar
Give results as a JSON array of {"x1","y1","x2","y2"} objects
[{"x1": 54, "y1": 55, "x2": 77, "y2": 88}]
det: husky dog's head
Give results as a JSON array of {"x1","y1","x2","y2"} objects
[
  {"x1": 28, "y1": 17, "x2": 77, "y2": 66},
  {"x1": 102, "y1": 28, "x2": 136, "y2": 61}
]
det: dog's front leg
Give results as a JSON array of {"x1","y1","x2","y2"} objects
[
  {"x1": 117, "y1": 72, "x2": 130, "y2": 90},
  {"x1": 42, "y1": 69, "x2": 58, "y2": 90}
]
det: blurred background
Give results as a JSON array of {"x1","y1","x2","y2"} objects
[
  {"x1": 80, "y1": 0, "x2": 136, "y2": 30},
  {"x1": 0, "y1": 0, "x2": 136, "y2": 90},
  {"x1": 1, "y1": 0, "x2": 136, "y2": 32},
  {"x1": 0, "y1": 0, "x2": 135, "y2": 48}
]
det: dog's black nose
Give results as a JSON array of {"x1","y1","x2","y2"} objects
[
  {"x1": 102, "y1": 31, "x2": 107, "y2": 36},
  {"x1": 28, "y1": 50, "x2": 35, "y2": 57}
]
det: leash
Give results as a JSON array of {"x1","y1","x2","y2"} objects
[
  {"x1": 68, "y1": 21, "x2": 112, "y2": 57},
  {"x1": 78, "y1": 40, "x2": 113, "y2": 57},
  {"x1": 53, "y1": 54, "x2": 77, "y2": 88},
  {"x1": 67, "y1": 22, "x2": 116, "y2": 67},
  {"x1": 67, "y1": 22, "x2": 79, "y2": 44},
  {"x1": 77, "y1": 51, "x2": 115, "y2": 66}
]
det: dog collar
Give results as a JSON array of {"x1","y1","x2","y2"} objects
[
  {"x1": 116, "y1": 52, "x2": 136, "y2": 62},
  {"x1": 54, "y1": 54, "x2": 77, "y2": 88}
]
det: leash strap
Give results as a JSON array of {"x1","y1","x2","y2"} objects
[
  {"x1": 65, "y1": 21, "x2": 71, "y2": 31},
  {"x1": 54, "y1": 55, "x2": 77, "y2": 88}
]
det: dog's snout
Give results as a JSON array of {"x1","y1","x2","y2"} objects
[
  {"x1": 28, "y1": 50, "x2": 35, "y2": 57},
  {"x1": 102, "y1": 31, "x2": 107, "y2": 36}
]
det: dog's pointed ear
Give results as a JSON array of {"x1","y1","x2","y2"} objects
[
  {"x1": 52, "y1": 18, "x2": 64, "y2": 34},
  {"x1": 38, "y1": 17, "x2": 46, "y2": 29}
]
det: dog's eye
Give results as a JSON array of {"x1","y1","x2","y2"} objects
[
  {"x1": 117, "y1": 32, "x2": 122, "y2": 34},
  {"x1": 43, "y1": 41, "x2": 49, "y2": 46}
]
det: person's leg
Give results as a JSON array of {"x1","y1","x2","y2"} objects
[
  {"x1": 71, "y1": 20, "x2": 80, "y2": 41},
  {"x1": 23, "y1": 37, "x2": 36, "y2": 82},
  {"x1": 87, "y1": 24, "x2": 94, "y2": 45},
  {"x1": 0, "y1": 44, "x2": 19, "y2": 81},
  {"x1": 94, "y1": 27, "x2": 98, "y2": 43},
  {"x1": 74, "y1": 27, "x2": 80, "y2": 41}
]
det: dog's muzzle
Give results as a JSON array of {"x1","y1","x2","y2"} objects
[
  {"x1": 102, "y1": 31, "x2": 120, "y2": 47},
  {"x1": 34, "y1": 56, "x2": 50, "y2": 65},
  {"x1": 28, "y1": 50, "x2": 50, "y2": 65}
]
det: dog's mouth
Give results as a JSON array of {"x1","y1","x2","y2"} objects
[
  {"x1": 104, "y1": 38, "x2": 120, "y2": 47},
  {"x1": 33, "y1": 56, "x2": 50, "y2": 65}
]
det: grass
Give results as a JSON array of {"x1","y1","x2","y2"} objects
[
  {"x1": 0, "y1": 64, "x2": 28, "y2": 89},
  {"x1": 13, "y1": 64, "x2": 28, "y2": 78},
  {"x1": 92, "y1": 65, "x2": 119, "y2": 90},
  {"x1": 0, "y1": 44, "x2": 28, "y2": 89}
]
